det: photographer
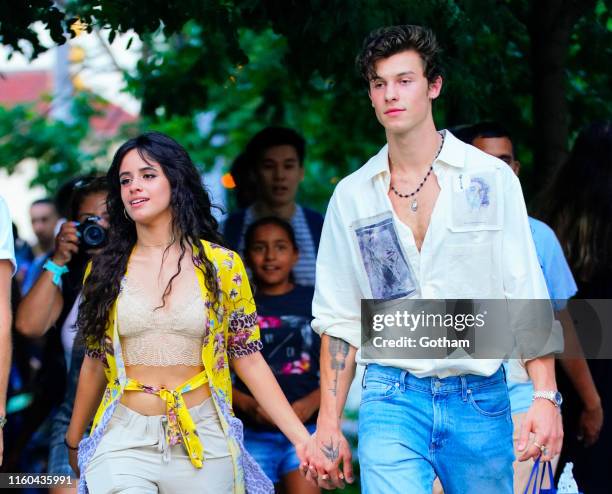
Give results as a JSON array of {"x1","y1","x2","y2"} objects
[
  {"x1": 16, "y1": 177, "x2": 109, "y2": 353},
  {"x1": 14, "y1": 177, "x2": 108, "y2": 487}
]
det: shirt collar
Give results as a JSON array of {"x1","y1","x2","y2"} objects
[{"x1": 362, "y1": 129, "x2": 466, "y2": 182}]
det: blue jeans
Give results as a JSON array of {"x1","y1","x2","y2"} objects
[
  {"x1": 358, "y1": 364, "x2": 514, "y2": 494},
  {"x1": 243, "y1": 423, "x2": 316, "y2": 484}
]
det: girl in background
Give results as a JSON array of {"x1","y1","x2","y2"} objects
[{"x1": 233, "y1": 217, "x2": 321, "y2": 494}]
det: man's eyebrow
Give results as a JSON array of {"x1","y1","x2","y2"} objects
[{"x1": 371, "y1": 70, "x2": 416, "y2": 81}]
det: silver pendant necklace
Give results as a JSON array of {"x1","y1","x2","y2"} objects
[{"x1": 389, "y1": 131, "x2": 445, "y2": 213}]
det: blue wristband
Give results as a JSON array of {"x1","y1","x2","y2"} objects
[{"x1": 43, "y1": 259, "x2": 69, "y2": 287}]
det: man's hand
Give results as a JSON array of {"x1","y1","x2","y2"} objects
[
  {"x1": 578, "y1": 402, "x2": 604, "y2": 447},
  {"x1": 517, "y1": 399, "x2": 563, "y2": 462},
  {"x1": 52, "y1": 221, "x2": 79, "y2": 266},
  {"x1": 303, "y1": 420, "x2": 354, "y2": 490}
]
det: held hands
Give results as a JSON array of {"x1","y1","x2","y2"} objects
[
  {"x1": 52, "y1": 221, "x2": 79, "y2": 266},
  {"x1": 517, "y1": 398, "x2": 563, "y2": 462},
  {"x1": 300, "y1": 421, "x2": 354, "y2": 490}
]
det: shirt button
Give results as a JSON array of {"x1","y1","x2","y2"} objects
[{"x1": 434, "y1": 381, "x2": 441, "y2": 389}]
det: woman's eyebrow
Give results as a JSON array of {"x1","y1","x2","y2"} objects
[{"x1": 119, "y1": 165, "x2": 158, "y2": 178}]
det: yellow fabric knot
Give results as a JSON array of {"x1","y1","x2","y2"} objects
[{"x1": 124, "y1": 370, "x2": 209, "y2": 468}]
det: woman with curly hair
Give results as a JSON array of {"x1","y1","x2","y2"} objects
[{"x1": 65, "y1": 132, "x2": 312, "y2": 493}]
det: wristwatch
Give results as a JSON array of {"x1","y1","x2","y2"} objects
[
  {"x1": 0, "y1": 415, "x2": 6, "y2": 429},
  {"x1": 533, "y1": 390, "x2": 563, "y2": 408}
]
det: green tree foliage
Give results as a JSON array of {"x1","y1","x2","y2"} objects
[
  {"x1": 1, "y1": 0, "x2": 611, "y2": 208},
  {"x1": 0, "y1": 93, "x2": 111, "y2": 192}
]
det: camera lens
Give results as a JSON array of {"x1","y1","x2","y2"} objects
[{"x1": 83, "y1": 223, "x2": 106, "y2": 247}]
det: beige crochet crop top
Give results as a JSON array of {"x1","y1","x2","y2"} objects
[{"x1": 117, "y1": 275, "x2": 207, "y2": 366}]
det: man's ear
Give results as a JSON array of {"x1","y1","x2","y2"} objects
[
  {"x1": 428, "y1": 75, "x2": 443, "y2": 100},
  {"x1": 512, "y1": 160, "x2": 521, "y2": 176}
]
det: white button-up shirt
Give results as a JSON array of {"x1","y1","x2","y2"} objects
[{"x1": 312, "y1": 130, "x2": 553, "y2": 378}]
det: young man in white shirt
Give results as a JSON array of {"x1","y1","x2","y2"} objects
[
  {"x1": 305, "y1": 25, "x2": 563, "y2": 493},
  {"x1": 0, "y1": 196, "x2": 16, "y2": 466}
]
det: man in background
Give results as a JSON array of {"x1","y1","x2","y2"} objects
[
  {"x1": 224, "y1": 127, "x2": 323, "y2": 286},
  {"x1": 467, "y1": 121, "x2": 603, "y2": 493},
  {"x1": 22, "y1": 199, "x2": 59, "y2": 294}
]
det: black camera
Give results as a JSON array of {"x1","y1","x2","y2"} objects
[{"x1": 77, "y1": 216, "x2": 108, "y2": 250}]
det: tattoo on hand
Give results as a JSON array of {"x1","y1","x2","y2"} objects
[
  {"x1": 321, "y1": 437, "x2": 340, "y2": 461},
  {"x1": 328, "y1": 337, "x2": 349, "y2": 396}
]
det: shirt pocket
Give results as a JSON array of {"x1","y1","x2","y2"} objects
[{"x1": 449, "y1": 170, "x2": 502, "y2": 232}]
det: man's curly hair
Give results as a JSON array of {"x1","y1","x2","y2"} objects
[{"x1": 356, "y1": 25, "x2": 443, "y2": 86}]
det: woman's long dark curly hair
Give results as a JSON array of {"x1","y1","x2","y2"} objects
[
  {"x1": 78, "y1": 131, "x2": 224, "y2": 347},
  {"x1": 538, "y1": 121, "x2": 612, "y2": 282}
]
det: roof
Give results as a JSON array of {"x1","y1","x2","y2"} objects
[{"x1": 0, "y1": 70, "x2": 137, "y2": 136}]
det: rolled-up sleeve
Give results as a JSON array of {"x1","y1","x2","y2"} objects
[
  {"x1": 502, "y1": 172, "x2": 562, "y2": 377},
  {"x1": 312, "y1": 189, "x2": 362, "y2": 349}
]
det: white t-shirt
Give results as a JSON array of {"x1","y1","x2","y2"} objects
[{"x1": 0, "y1": 196, "x2": 16, "y2": 275}]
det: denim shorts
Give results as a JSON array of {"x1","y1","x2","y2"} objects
[{"x1": 243, "y1": 423, "x2": 316, "y2": 484}]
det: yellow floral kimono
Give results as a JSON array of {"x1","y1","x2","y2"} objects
[{"x1": 77, "y1": 241, "x2": 274, "y2": 494}]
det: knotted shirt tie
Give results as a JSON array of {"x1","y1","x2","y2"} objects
[{"x1": 124, "y1": 370, "x2": 209, "y2": 468}]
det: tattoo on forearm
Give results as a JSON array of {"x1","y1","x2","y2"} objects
[
  {"x1": 328, "y1": 336, "x2": 350, "y2": 396},
  {"x1": 321, "y1": 437, "x2": 340, "y2": 461}
]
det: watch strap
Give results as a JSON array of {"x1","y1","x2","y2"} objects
[{"x1": 533, "y1": 390, "x2": 560, "y2": 407}]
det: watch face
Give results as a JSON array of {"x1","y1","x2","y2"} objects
[{"x1": 554, "y1": 391, "x2": 563, "y2": 406}]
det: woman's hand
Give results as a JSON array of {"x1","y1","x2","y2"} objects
[{"x1": 52, "y1": 221, "x2": 80, "y2": 266}]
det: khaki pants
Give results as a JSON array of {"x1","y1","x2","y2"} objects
[
  {"x1": 87, "y1": 398, "x2": 234, "y2": 494},
  {"x1": 432, "y1": 412, "x2": 559, "y2": 494}
]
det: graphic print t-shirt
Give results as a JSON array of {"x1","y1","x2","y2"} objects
[{"x1": 235, "y1": 284, "x2": 320, "y2": 429}]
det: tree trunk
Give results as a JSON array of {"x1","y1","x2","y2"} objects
[{"x1": 528, "y1": 0, "x2": 595, "y2": 190}]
